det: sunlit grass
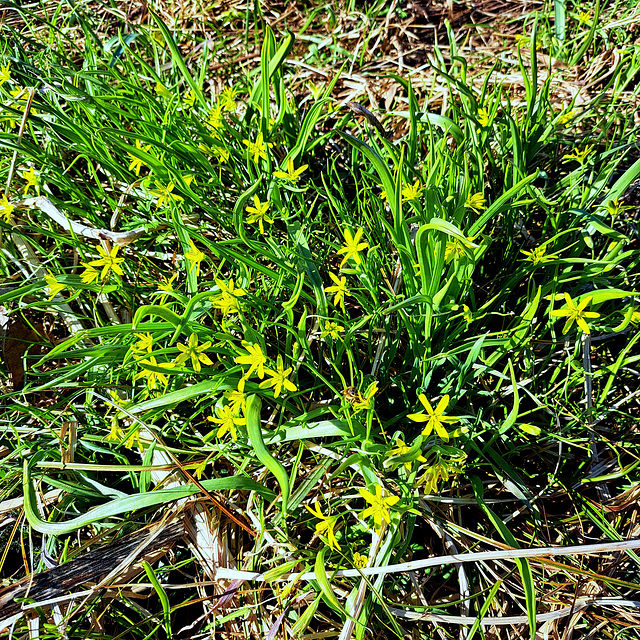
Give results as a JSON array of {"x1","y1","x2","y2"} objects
[{"x1": 1, "y1": 1, "x2": 640, "y2": 637}]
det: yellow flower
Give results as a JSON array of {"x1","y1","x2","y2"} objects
[
  {"x1": 353, "y1": 380, "x2": 378, "y2": 412},
  {"x1": 211, "y1": 278, "x2": 246, "y2": 315},
  {"x1": 465, "y1": 192, "x2": 486, "y2": 213},
  {"x1": 80, "y1": 264, "x2": 100, "y2": 284},
  {"x1": 150, "y1": 181, "x2": 183, "y2": 208},
  {"x1": 21, "y1": 166, "x2": 38, "y2": 195},
  {"x1": 462, "y1": 304, "x2": 473, "y2": 325},
  {"x1": 325, "y1": 273, "x2": 351, "y2": 312},
  {"x1": 127, "y1": 140, "x2": 152, "y2": 176},
  {"x1": 134, "y1": 355, "x2": 175, "y2": 390},
  {"x1": 358, "y1": 484, "x2": 399, "y2": 532},
  {"x1": 353, "y1": 552, "x2": 368, "y2": 568},
  {"x1": 245, "y1": 195, "x2": 273, "y2": 234},
  {"x1": 336, "y1": 228, "x2": 369, "y2": 267},
  {"x1": 155, "y1": 82, "x2": 172, "y2": 99},
  {"x1": 44, "y1": 271, "x2": 65, "y2": 301},
  {"x1": 211, "y1": 293, "x2": 241, "y2": 314},
  {"x1": 407, "y1": 394, "x2": 459, "y2": 441},
  {"x1": 562, "y1": 145, "x2": 594, "y2": 164},
  {"x1": 234, "y1": 341, "x2": 267, "y2": 379},
  {"x1": 207, "y1": 405, "x2": 246, "y2": 441},
  {"x1": 444, "y1": 237, "x2": 475, "y2": 263},
  {"x1": 224, "y1": 377, "x2": 246, "y2": 415},
  {"x1": 578, "y1": 10, "x2": 591, "y2": 24},
  {"x1": 320, "y1": 321, "x2": 344, "y2": 339},
  {"x1": 477, "y1": 107, "x2": 490, "y2": 127},
  {"x1": 206, "y1": 105, "x2": 224, "y2": 134},
  {"x1": 273, "y1": 156, "x2": 308, "y2": 183},
  {"x1": 420, "y1": 461, "x2": 450, "y2": 495},
  {"x1": 155, "y1": 273, "x2": 177, "y2": 304},
  {"x1": 130, "y1": 332, "x2": 154, "y2": 358},
  {"x1": 557, "y1": 109, "x2": 578, "y2": 126},
  {"x1": 185, "y1": 239, "x2": 205, "y2": 276},
  {"x1": 630, "y1": 310, "x2": 640, "y2": 325},
  {"x1": 106, "y1": 420, "x2": 125, "y2": 443},
  {"x1": 305, "y1": 502, "x2": 341, "y2": 550},
  {"x1": 401, "y1": 179, "x2": 423, "y2": 202},
  {"x1": 219, "y1": 86, "x2": 238, "y2": 111},
  {"x1": 87, "y1": 245, "x2": 125, "y2": 281},
  {"x1": 549, "y1": 293, "x2": 600, "y2": 334},
  {"x1": 0, "y1": 195, "x2": 14, "y2": 222},
  {"x1": 378, "y1": 185, "x2": 388, "y2": 201},
  {"x1": 174, "y1": 333, "x2": 213, "y2": 373},
  {"x1": 243, "y1": 131, "x2": 268, "y2": 163},
  {"x1": 387, "y1": 437, "x2": 427, "y2": 472},
  {"x1": 604, "y1": 198, "x2": 631, "y2": 219},
  {"x1": 182, "y1": 89, "x2": 196, "y2": 109},
  {"x1": 520, "y1": 245, "x2": 554, "y2": 265},
  {"x1": 259, "y1": 355, "x2": 297, "y2": 398},
  {"x1": 0, "y1": 63, "x2": 10, "y2": 87}
]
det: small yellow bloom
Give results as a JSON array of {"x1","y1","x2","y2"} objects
[
  {"x1": 401, "y1": 179, "x2": 423, "y2": 202},
  {"x1": 87, "y1": 245, "x2": 125, "y2": 281},
  {"x1": 219, "y1": 86, "x2": 238, "y2": 111},
  {"x1": 320, "y1": 321, "x2": 344, "y2": 339},
  {"x1": 549, "y1": 293, "x2": 600, "y2": 334},
  {"x1": 245, "y1": 195, "x2": 273, "y2": 234},
  {"x1": 353, "y1": 552, "x2": 368, "y2": 568},
  {"x1": 353, "y1": 381, "x2": 378, "y2": 412},
  {"x1": 80, "y1": 264, "x2": 100, "y2": 284},
  {"x1": 128, "y1": 140, "x2": 152, "y2": 176},
  {"x1": 336, "y1": 228, "x2": 369, "y2": 267},
  {"x1": 0, "y1": 63, "x2": 11, "y2": 87},
  {"x1": 273, "y1": 156, "x2": 308, "y2": 183},
  {"x1": 557, "y1": 109, "x2": 578, "y2": 126},
  {"x1": 44, "y1": 271, "x2": 65, "y2": 301},
  {"x1": 207, "y1": 105, "x2": 224, "y2": 134},
  {"x1": 130, "y1": 332, "x2": 154, "y2": 358},
  {"x1": 242, "y1": 131, "x2": 269, "y2": 163},
  {"x1": 182, "y1": 89, "x2": 196, "y2": 109},
  {"x1": 630, "y1": 310, "x2": 640, "y2": 325},
  {"x1": 578, "y1": 10, "x2": 591, "y2": 24},
  {"x1": 234, "y1": 341, "x2": 267, "y2": 379},
  {"x1": 407, "y1": 394, "x2": 459, "y2": 441},
  {"x1": 465, "y1": 192, "x2": 486, "y2": 213},
  {"x1": 477, "y1": 107, "x2": 490, "y2": 127},
  {"x1": 185, "y1": 239, "x2": 205, "y2": 276},
  {"x1": 305, "y1": 502, "x2": 341, "y2": 550},
  {"x1": 387, "y1": 437, "x2": 427, "y2": 472},
  {"x1": 207, "y1": 405, "x2": 246, "y2": 441},
  {"x1": 174, "y1": 333, "x2": 213, "y2": 373},
  {"x1": 444, "y1": 237, "x2": 475, "y2": 263},
  {"x1": 325, "y1": 272, "x2": 351, "y2": 312},
  {"x1": 0, "y1": 195, "x2": 14, "y2": 222},
  {"x1": 21, "y1": 166, "x2": 38, "y2": 195},
  {"x1": 358, "y1": 484, "x2": 399, "y2": 532},
  {"x1": 462, "y1": 304, "x2": 473, "y2": 325},
  {"x1": 520, "y1": 245, "x2": 554, "y2": 265},
  {"x1": 211, "y1": 278, "x2": 246, "y2": 315},
  {"x1": 134, "y1": 355, "x2": 175, "y2": 390},
  {"x1": 150, "y1": 181, "x2": 183, "y2": 208},
  {"x1": 562, "y1": 145, "x2": 594, "y2": 165},
  {"x1": 224, "y1": 377, "x2": 246, "y2": 415},
  {"x1": 259, "y1": 355, "x2": 297, "y2": 398},
  {"x1": 420, "y1": 461, "x2": 450, "y2": 495}
]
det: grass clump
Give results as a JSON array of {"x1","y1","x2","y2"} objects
[{"x1": 1, "y1": 1, "x2": 640, "y2": 638}]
